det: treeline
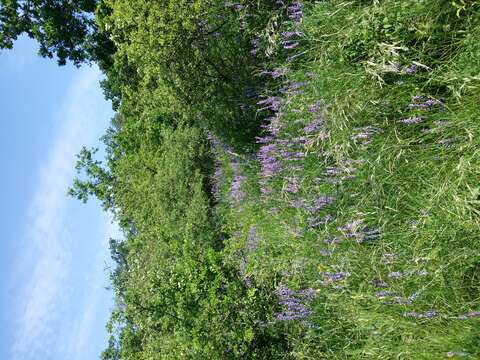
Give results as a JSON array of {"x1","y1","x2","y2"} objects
[{"x1": 66, "y1": 1, "x2": 298, "y2": 358}]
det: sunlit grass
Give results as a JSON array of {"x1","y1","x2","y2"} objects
[{"x1": 217, "y1": 1, "x2": 480, "y2": 358}]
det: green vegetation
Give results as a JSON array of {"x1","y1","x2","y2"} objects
[{"x1": 3, "y1": 0, "x2": 480, "y2": 358}]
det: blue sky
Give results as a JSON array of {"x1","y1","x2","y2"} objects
[{"x1": 0, "y1": 37, "x2": 117, "y2": 360}]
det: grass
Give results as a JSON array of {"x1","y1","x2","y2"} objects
[{"x1": 212, "y1": 1, "x2": 480, "y2": 358}]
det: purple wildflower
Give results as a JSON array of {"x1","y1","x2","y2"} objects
[
  {"x1": 264, "y1": 114, "x2": 281, "y2": 137},
  {"x1": 398, "y1": 116, "x2": 424, "y2": 125},
  {"x1": 282, "y1": 31, "x2": 302, "y2": 38},
  {"x1": 324, "y1": 167, "x2": 342, "y2": 177},
  {"x1": 309, "y1": 101, "x2": 322, "y2": 113},
  {"x1": 370, "y1": 279, "x2": 389, "y2": 288},
  {"x1": 337, "y1": 220, "x2": 381, "y2": 243},
  {"x1": 246, "y1": 226, "x2": 259, "y2": 252},
  {"x1": 230, "y1": 172, "x2": 246, "y2": 203},
  {"x1": 407, "y1": 96, "x2": 444, "y2": 110},
  {"x1": 280, "y1": 81, "x2": 308, "y2": 94},
  {"x1": 258, "y1": 144, "x2": 281, "y2": 178},
  {"x1": 309, "y1": 196, "x2": 334, "y2": 212},
  {"x1": 351, "y1": 126, "x2": 381, "y2": 142},
  {"x1": 403, "y1": 64, "x2": 418, "y2": 74},
  {"x1": 456, "y1": 311, "x2": 480, "y2": 320},
  {"x1": 284, "y1": 177, "x2": 300, "y2": 193},
  {"x1": 304, "y1": 117, "x2": 324, "y2": 134},
  {"x1": 324, "y1": 236, "x2": 342, "y2": 244},
  {"x1": 290, "y1": 197, "x2": 308, "y2": 209},
  {"x1": 212, "y1": 166, "x2": 223, "y2": 202},
  {"x1": 255, "y1": 135, "x2": 274, "y2": 144},
  {"x1": 275, "y1": 285, "x2": 316, "y2": 321},
  {"x1": 282, "y1": 41, "x2": 299, "y2": 50},
  {"x1": 403, "y1": 310, "x2": 438, "y2": 318},
  {"x1": 257, "y1": 96, "x2": 281, "y2": 112},
  {"x1": 279, "y1": 150, "x2": 304, "y2": 162},
  {"x1": 310, "y1": 214, "x2": 334, "y2": 228},
  {"x1": 388, "y1": 271, "x2": 405, "y2": 279},
  {"x1": 225, "y1": 2, "x2": 244, "y2": 10},
  {"x1": 261, "y1": 68, "x2": 289, "y2": 79},
  {"x1": 287, "y1": 1, "x2": 303, "y2": 22},
  {"x1": 319, "y1": 271, "x2": 351, "y2": 285}
]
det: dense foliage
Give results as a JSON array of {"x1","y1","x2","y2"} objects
[{"x1": 3, "y1": 0, "x2": 480, "y2": 358}]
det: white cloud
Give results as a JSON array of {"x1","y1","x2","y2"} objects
[
  {"x1": 68, "y1": 214, "x2": 120, "y2": 360},
  {"x1": 11, "y1": 65, "x2": 113, "y2": 360}
]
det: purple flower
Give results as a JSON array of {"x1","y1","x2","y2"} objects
[
  {"x1": 258, "y1": 143, "x2": 281, "y2": 178},
  {"x1": 398, "y1": 116, "x2": 423, "y2": 125},
  {"x1": 281, "y1": 41, "x2": 299, "y2": 50},
  {"x1": 324, "y1": 236, "x2": 342, "y2": 244},
  {"x1": 280, "y1": 81, "x2": 308, "y2": 94},
  {"x1": 403, "y1": 310, "x2": 438, "y2": 318},
  {"x1": 284, "y1": 177, "x2": 300, "y2": 193},
  {"x1": 246, "y1": 226, "x2": 259, "y2": 252},
  {"x1": 403, "y1": 64, "x2": 418, "y2": 74},
  {"x1": 308, "y1": 196, "x2": 334, "y2": 212},
  {"x1": 309, "y1": 101, "x2": 322, "y2": 113},
  {"x1": 319, "y1": 271, "x2": 351, "y2": 285},
  {"x1": 287, "y1": 1, "x2": 303, "y2": 22},
  {"x1": 304, "y1": 117, "x2": 324, "y2": 134},
  {"x1": 257, "y1": 96, "x2": 281, "y2": 112},
  {"x1": 261, "y1": 68, "x2": 289, "y2": 79},
  {"x1": 388, "y1": 271, "x2": 405, "y2": 279},
  {"x1": 281, "y1": 31, "x2": 302, "y2": 38},
  {"x1": 266, "y1": 115, "x2": 281, "y2": 137},
  {"x1": 309, "y1": 214, "x2": 334, "y2": 228},
  {"x1": 290, "y1": 197, "x2": 308, "y2": 209},
  {"x1": 407, "y1": 96, "x2": 444, "y2": 110},
  {"x1": 324, "y1": 167, "x2": 342, "y2": 177},
  {"x1": 351, "y1": 126, "x2": 381, "y2": 142},
  {"x1": 255, "y1": 135, "x2": 274, "y2": 144},
  {"x1": 279, "y1": 150, "x2": 304, "y2": 162},
  {"x1": 456, "y1": 311, "x2": 480, "y2": 320},
  {"x1": 370, "y1": 279, "x2": 389, "y2": 288},
  {"x1": 275, "y1": 285, "x2": 316, "y2": 321}
]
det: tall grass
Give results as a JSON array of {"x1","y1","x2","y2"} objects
[{"x1": 218, "y1": 1, "x2": 480, "y2": 358}]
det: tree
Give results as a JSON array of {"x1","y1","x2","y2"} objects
[{"x1": 0, "y1": 0, "x2": 114, "y2": 66}]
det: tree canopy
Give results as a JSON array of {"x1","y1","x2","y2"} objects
[{"x1": 0, "y1": 0, "x2": 115, "y2": 65}]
